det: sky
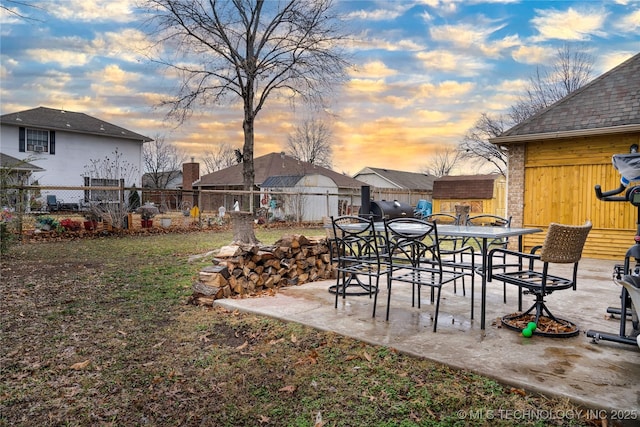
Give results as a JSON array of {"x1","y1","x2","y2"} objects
[{"x1": 1, "y1": 0, "x2": 639, "y2": 177}]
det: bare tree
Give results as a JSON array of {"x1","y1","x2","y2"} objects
[
  {"x1": 509, "y1": 43, "x2": 594, "y2": 123},
  {"x1": 202, "y1": 143, "x2": 239, "y2": 174},
  {"x1": 82, "y1": 149, "x2": 139, "y2": 229},
  {"x1": 0, "y1": 0, "x2": 43, "y2": 21},
  {"x1": 143, "y1": 135, "x2": 188, "y2": 189},
  {"x1": 286, "y1": 118, "x2": 333, "y2": 168},
  {"x1": 462, "y1": 43, "x2": 594, "y2": 172},
  {"x1": 144, "y1": 0, "x2": 350, "y2": 200},
  {"x1": 459, "y1": 113, "x2": 508, "y2": 176},
  {"x1": 423, "y1": 146, "x2": 462, "y2": 177}
]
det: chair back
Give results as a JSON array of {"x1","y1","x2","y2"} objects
[
  {"x1": 540, "y1": 221, "x2": 592, "y2": 264},
  {"x1": 423, "y1": 213, "x2": 459, "y2": 225},
  {"x1": 331, "y1": 215, "x2": 382, "y2": 261},
  {"x1": 466, "y1": 214, "x2": 511, "y2": 228},
  {"x1": 383, "y1": 217, "x2": 439, "y2": 267}
]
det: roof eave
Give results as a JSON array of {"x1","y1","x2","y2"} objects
[
  {"x1": 490, "y1": 124, "x2": 640, "y2": 145},
  {"x1": 1, "y1": 120, "x2": 152, "y2": 142}
]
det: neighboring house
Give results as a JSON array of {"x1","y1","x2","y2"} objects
[
  {"x1": 490, "y1": 52, "x2": 640, "y2": 260},
  {"x1": 431, "y1": 174, "x2": 506, "y2": 218},
  {"x1": 0, "y1": 106, "x2": 152, "y2": 204},
  {"x1": 1, "y1": 153, "x2": 45, "y2": 210},
  {"x1": 353, "y1": 167, "x2": 435, "y2": 206},
  {"x1": 142, "y1": 171, "x2": 183, "y2": 189},
  {"x1": 194, "y1": 152, "x2": 368, "y2": 220}
]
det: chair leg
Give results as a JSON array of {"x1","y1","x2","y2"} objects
[
  {"x1": 385, "y1": 276, "x2": 392, "y2": 321},
  {"x1": 433, "y1": 286, "x2": 441, "y2": 332}
]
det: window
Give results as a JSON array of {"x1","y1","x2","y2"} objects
[{"x1": 26, "y1": 129, "x2": 49, "y2": 153}]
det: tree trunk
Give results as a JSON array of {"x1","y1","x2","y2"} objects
[{"x1": 230, "y1": 211, "x2": 260, "y2": 245}]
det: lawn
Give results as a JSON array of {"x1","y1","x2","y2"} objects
[{"x1": 0, "y1": 228, "x2": 601, "y2": 426}]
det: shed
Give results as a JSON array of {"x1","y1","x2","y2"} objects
[
  {"x1": 431, "y1": 174, "x2": 506, "y2": 217},
  {"x1": 353, "y1": 167, "x2": 435, "y2": 206},
  {"x1": 490, "y1": 52, "x2": 640, "y2": 259}
]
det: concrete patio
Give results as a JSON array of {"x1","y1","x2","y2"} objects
[{"x1": 215, "y1": 257, "x2": 640, "y2": 419}]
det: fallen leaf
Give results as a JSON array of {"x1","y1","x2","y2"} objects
[
  {"x1": 117, "y1": 330, "x2": 127, "y2": 336},
  {"x1": 314, "y1": 411, "x2": 326, "y2": 427},
  {"x1": 235, "y1": 341, "x2": 248, "y2": 350},
  {"x1": 70, "y1": 359, "x2": 91, "y2": 370},
  {"x1": 290, "y1": 333, "x2": 297, "y2": 343},
  {"x1": 363, "y1": 351, "x2": 372, "y2": 362},
  {"x1": 258, "y1": 415, "x2": 270, "y2": 424},
  {"x1": 278, "y1": 385, "x2": 296, "y2": 393},
  {"x1": 510, "y1": 387, "x2": 526, "y2": 396}
]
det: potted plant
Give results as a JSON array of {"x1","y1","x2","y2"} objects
[
  {"x1": 83, "y1": 210, "x2": 101, "y2": 231},
  {"x1": 60, "y1": 218, "x2": 82, "y2": 232},
  {"x1": 138, "y1": 203, "x2": 159, "y2": 228},
  {"x1": 36, "y1": 216, "x2": 59, "y2": 232}
]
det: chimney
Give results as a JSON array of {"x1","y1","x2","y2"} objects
[{"x1": 182, "y1": 159, "x2": 200, "y2": 191}]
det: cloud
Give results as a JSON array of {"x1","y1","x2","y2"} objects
[
  {"x1": 350, "y1": 60, "x2": 398, "y2": 78},
  {"x1": 47, "y1": 0, "x2": 137, "y2": 23},
  {"x1": 92, "y1": 29, "x2": 152, "y2": 63},
  {"x1": 342, "y1": 3, "x2": 414, "y2": 21},
  {"x1": 25, "y1": 48, "x2": 91, "y2": 68},
  {"x1": 511, "y1": 45, "x2": 555, "y2": 65},
  {"x1": 612, "y1": 8, "x2": 640, "y2": 34},
  {"x1": 415, "y1": 50, "x2": 490, "y2": 76},
  {"x1": 530, "y1": 7, "x2": 608, "y2": 41}
]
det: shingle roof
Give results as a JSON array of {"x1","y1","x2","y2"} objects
[
  {"x1": 356, "y1": 167, "x2": 435, "y2": 190},
  {"x1": 0, "y1": 153, "x2": 45, "y2": 172},
  {"x1": 0, "y1": 106, "x2": 152, "y2": 142},
  {"x1": 432, "y1": 174, "x2": 502, "y2": 199},
  {"x1": 493, "y1": 52, "x2": 640, "y2": 142},
  {"x1": 196, "y1": 152, "x2": 367, "y2": 189}
]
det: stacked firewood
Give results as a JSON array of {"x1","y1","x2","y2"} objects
[{"x1": 190, "y1": 234, "x2": 335, "y2": 306}]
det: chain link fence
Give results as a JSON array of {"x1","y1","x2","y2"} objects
[{"x1": 1, "y1": 184, "x2": 428, "y2": 236}]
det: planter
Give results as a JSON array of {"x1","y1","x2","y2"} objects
[
  {"x1": 84, "y1": 220, "x2": 98, "y2": 231},
  {"x1": 160, "y1": 217, "x2": 172, "y2": 228},
  {"x1": 141, "y1": 219, "x2": 153, "y2": 228}
]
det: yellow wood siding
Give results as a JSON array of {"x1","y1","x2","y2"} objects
[{"x1": 522, "y1": 134, "x2": 640, "y2": 259}]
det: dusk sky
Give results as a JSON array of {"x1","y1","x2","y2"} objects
[{"x1": 1, "y1": 0, "x2": 638, "y2": 176}]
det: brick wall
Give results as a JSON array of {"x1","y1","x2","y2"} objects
[{"x1": 507, "y1": 143, "x2": 525, "y2": 228}]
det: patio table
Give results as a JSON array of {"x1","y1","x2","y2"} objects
[
  {"x1": 334, "y1": 221, "x2": 542, "y2": 330},
  {"x1": 435, "y1": 224, "x2": 542, "y2": 330}
]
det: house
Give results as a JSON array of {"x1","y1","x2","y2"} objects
[
  {"x1": 194, "y1": 152, "x2": 368, "y2": 220},
  {"x1": 0, "y1": 106, "x2": 152, "y2": 205},
  {"x1": 490, "y1": 52, "x2": 640, "y2": 259},
  {"x1": 142, "y1": 171, "x2": 183, "y2": 189},
  {"x1": 1, "y1": 153, "x2": 45, "y2": 210},
  {"x1": 353, "y1": 167, "x2": 435, "y2": 206},
  {"x1": 431, "y1": 174, "x2": 506, "y2": 218}
]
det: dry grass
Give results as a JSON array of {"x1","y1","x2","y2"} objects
[{"x1": 0, "y1": 228, "x2": 607, "y2": 426}]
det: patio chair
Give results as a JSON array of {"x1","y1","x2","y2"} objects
[
  {"x1": 423, "y1": 213, "x2": 469, "y2": 295},
  {"x1": 379, "y1": 217, "x2": 474, "y2": 331},
  {"x1": 331, "y1": 215, "x2": 389, "y2": 311},
  {"x1": 46, "y1": 195, "x2": 60, "y2": 212},
  {"x1": 487, "y1": 221, "x2": 592, "y2": 330},
  {"x1": 464, "y1": 214, "x2": 512, "y2": 303}
]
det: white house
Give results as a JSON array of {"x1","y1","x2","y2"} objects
[
  {"x1": 0, "y1": 107, "x2": 152, "y2": 187},
  {"x1": 1, "y1": 106, "x2": 152, "y2": 208}
]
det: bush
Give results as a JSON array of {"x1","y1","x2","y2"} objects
[{"x1": 1, "y1": 208, "x2": 16, "y2": 254}]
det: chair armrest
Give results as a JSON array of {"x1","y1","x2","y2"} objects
[{"x1": 487, "y1": 247, "x2": 541, "y2": 280}]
